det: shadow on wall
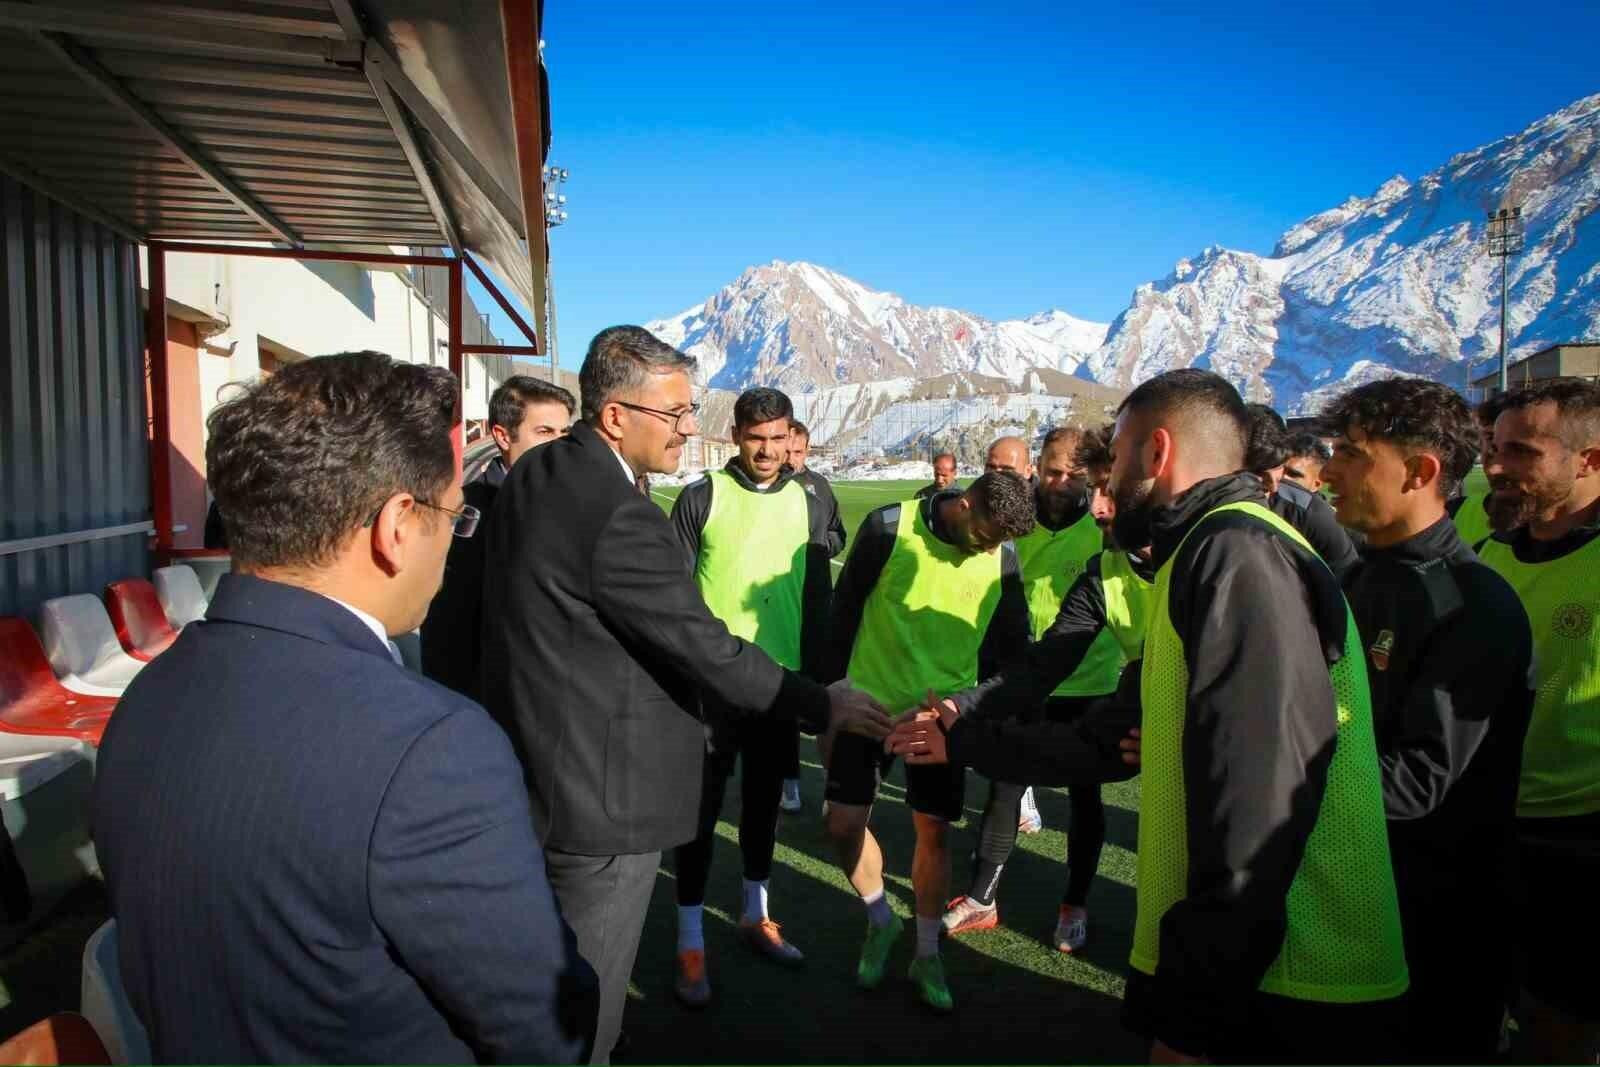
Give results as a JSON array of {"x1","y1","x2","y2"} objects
[{"x1": 300, "y1": 260, "x2": 377, "y2": 321}]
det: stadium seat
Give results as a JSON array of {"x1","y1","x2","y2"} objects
[
  {"x1": 151, "y1": 565, "x2": 207, "y2": 629},
  {"x1": 81, "y1": 921, "x2": 151, "y2": 1065},
  {"x1": 0, "y1": 1013, "x2": 110, "y2": 1065},
  {"x1": 0, "y1": 618, "x2": 115, "y2": 745},
  {"x1": 37, "y1": 595, "x2": 144, "y2": 696},
  {"x1": 104, "y1": 580, "x2": 178, "y2": 662},
  {"x1": 0, "y1": 732, "x2": 86, "y2": 802}
]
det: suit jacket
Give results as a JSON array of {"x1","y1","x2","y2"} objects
[
  {"x1": 93, "y1": 574, "x2": 597, "y2": 1065},
  {"x1": 419, "y1": 457, "x2": 506, "y2": 698},
  {"x1": 479, "y1": 420, "x2": 830, "y2": 856}
]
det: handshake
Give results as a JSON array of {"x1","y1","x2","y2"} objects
[{"x1": 825, "y1": 682, "x2": 1142, "y2": 771}]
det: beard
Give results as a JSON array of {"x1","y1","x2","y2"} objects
[
  {"x1": 1110, "y1": 477, "x2": 1156, "y2": 551},
  {"x1": 1037, "y1": 483, "x2": 1087, "y2": 527},
  {"x1": 1486, "y1": 473, "x2": 1569, "y2": 532}
]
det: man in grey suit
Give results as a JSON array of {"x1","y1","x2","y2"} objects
[{"x1": 481, "y1": 327, "x2": 889, "y2": 1062}]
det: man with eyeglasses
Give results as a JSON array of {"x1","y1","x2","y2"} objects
[
  {"x1": 93, "y1": 352, "x2": 597, "y2": 1063},
  {"x1": 422, "y1": 376, "x2": 574, "y2": 698},
  {"x1": 482, "y1": 326, "x2": 891, "y2": 1064}
]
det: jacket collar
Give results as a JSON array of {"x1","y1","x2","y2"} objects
[
  {"x1": 1149, "y1": 472, "x2": 1263, "y2": 568},
  {"x1": 719, "y1": 456, "x2": 795, "y2": 493},
  {"x1": 203, "y1": 573, "x2": 395, "y2": 662},
  {"x1": 1363, "y1": 513, "x2": 1466, "y2": 567}
]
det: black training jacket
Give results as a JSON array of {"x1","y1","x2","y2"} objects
[
  {"x1": 790, "y1": 467, "x2": 847, "y2": 558},
  {"x1": 822, "y1": 490, "x2": 1029, "y2": 688},
  {"x1": 1340, "y1": 516, "x2": 1533, "y2": 917},
  {"x1": 1115, "y1": 472, "x2": 1357, "y2": 1055},
  {"x1": 670, "y1": 459, "x2": 836, "y2": 682},
  {"x1": 1270, "y1": 478, "x2": 1361, "y2": 581}
]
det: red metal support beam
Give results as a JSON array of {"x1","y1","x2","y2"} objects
[
  {"x1": 145, "y1": 241, "x2": 174, "y2": 556},
  {"x1": 463, "y1": 254, "x2": 539, "y2": 349},
  {"x1": 500, "y1": 0, "x2": 548, "y2": 330},
  {"x1": 448, "y1": 258, "x2": 465, "y2": 458},
  {"x1": 459, "y1": 343, "x2": 539, "y2": 355}
]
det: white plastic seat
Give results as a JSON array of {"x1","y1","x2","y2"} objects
[
  {"x1": 38, "y1": 595, "x2": 144, "y2": 696},
  {"x1": 0, "y1": 733, "x2": 86, "y2": 803},
  {"x1": 81, "y1": 920, "x2": 152, "y2": 1065},
  {"x1": 150, "y1": 565, "x2": 207, "y2": 629}
]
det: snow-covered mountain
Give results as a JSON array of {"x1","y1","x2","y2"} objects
[
  {"x1": 648, "y1": 91, "x2": 1600, "y2": 422},
  {"x1": 647, "y1": 260, "x2": 1108, "y2": 392},
  {"x1": 1087, "y1": 93, "x2": 1600, "y2": 410}
]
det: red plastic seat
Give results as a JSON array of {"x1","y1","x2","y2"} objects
[
  {"x1": 104, "y1": 579, "x2": 178, "y2": 662},
  {"x1": 0, "y1": 618, "x2": 116, "y2": 745},
  {"x1": 0, "y1": 1013, "x2": 111, "y2": 1065}
]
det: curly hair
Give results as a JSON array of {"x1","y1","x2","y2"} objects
[
  {"x1": 1074, "y1": 424, "x2": 1115, "y2": 471},
  {"x1": 967, "y1": 470, "x2": 1036, "y2": 540},
  {"x1": 1321, "y1": 377, "x2": 1478, "y2": 498},
  {"x1": 204, "y1": 351, "x2": 459, "y2": 570}
]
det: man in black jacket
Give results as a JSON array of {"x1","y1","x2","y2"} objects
[
  {"x1": 666, "y1": 389, "x2": 835, "y2": 1005},
  {"x1": 915, "y1": 452, "x2": 960, "y2": 499},
  {"x1": 420, "y1": 376, "x2": 573, "y2": 697},
  {"x1": 480, "y1": 327, "x2": 889, "y2": 1064},
  {"x1": 821, "y1": 471, "x2": 1033, "y2": 1013},
  {"x1": 1102, "y1": 371, "x2": 1407, "y2": 1061},
  {"x1": 777, "y1": 418, "x2": 845, "y2": 813},
  {"x1": 1320, "y1": 377, "x2": 1534, "y2": 1063},
  {"x1": 1246, "y1": 402, "x2": 1362, "y2": 579}
]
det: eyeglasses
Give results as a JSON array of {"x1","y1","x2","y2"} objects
[
  {"x1": 365, "y1": 499, "x2": 481, "y2": 538},
  {"x1": 416, "y1": 500, "x2": 480, "y2": 538},
  {"x1": 615, "y1": 400, "x2": 699, "y2": 433}
]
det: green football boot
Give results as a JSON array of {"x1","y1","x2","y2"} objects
[
  {"x1": 907, "y1": 954, "x2": 954, "y2": 1014},
  {"x1": 855, "y1": 911, "x2": 904, "y2": 989}
]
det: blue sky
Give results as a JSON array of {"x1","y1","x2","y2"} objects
[{"x1": 470, "y1": 1, "x2": 1600, "y2": 369}]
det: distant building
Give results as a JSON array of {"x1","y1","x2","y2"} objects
[{"x1": 1470, "y1": 342, "x2": 1600, "y2": 402}]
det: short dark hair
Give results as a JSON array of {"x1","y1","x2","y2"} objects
[
  {"x1": 1117, "y1": 369, "x2": 1249, "y2": 469},
  {"x1": 790, "y1": 419, "x2": 810, "y2": 439},
  {"x1": 1286, "y1": 431, "x2": 1333, "y2": 464},
  {"x1": 1039, "y1": 425, "x2": 1084, "y2": 456},
  {"x1": 205, "y1": 351, "x2": 458, "y2": 570},
  {"x1": 1496, "y1": 377, "x2": 1600, "y2": 453},
  {"x1": 1322, "y1": 378, "x2": 1478, "y2": 497},
  {"x1": 580, "y1": 326, "x2": 696, "y2": 422},
  {"x1": 489, "y1": 375, "x2": 575, "y2": 437},
  {"x1": 966, "y1": 471, "x2": 1036, "y2": 540},
  {"x1": 733, "y1": 387, "x2": 794, "y2": 430},
  {"x1": 1474, "y1": 391, "x2": 1509, "y2": 429},
  {"x1": 1075, "y1": 424, "x2": 1115, "y2": 470},
  {"x1": 1244, "y1": 403, "x2": 1292, "y2": 473}
]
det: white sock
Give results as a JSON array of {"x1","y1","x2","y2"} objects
[
  {"x1": 862, "y1": 888, "x2": 893, "y2": 928},
  {"x1": 916, "y1": 916, "x2": 942, "y2": 959},
  {"x1": 677, "y1": 904, "x2": 704, "y2": 952},
  {"x1": 742, "y1": 878, "x2": 769, "y2": 923}
]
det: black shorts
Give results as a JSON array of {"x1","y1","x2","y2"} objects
[
  {"x1": 1516, "y1": 812, "x2": 1600, "y2": 1021},
  {"x1": 824, "y1": 730, "x2": 966, "y2": 823}
]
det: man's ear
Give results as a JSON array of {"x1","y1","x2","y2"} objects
[
  {"x1": 1406, "y1": 452, "x2": 1443, "y2": 494},
  {"x1": 1577, "y1": 443, "x2": 1600, "y2": 478},
  {"x1": 1147, "y1": 427, "x2": 1173, "y2": 480},
  {"x1": 489, "y1": 423, "x2": 514, "y2": 456},
  {"x1": 369, "y1": 492, "x2": 413, "y2": 577}
]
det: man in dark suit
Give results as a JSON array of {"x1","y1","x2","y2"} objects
[
  {"x1": 481, "y1": 326, "x2": 890, "y2": 1063},
  {"x1": 421, "y1": 375, "x2": 574, "y2": 697},
  {"x1": 93, "y1": 352, "x2": 596, "y2": 1064}
]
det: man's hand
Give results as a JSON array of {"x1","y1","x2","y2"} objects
[
  {"x1": 825, "y1": 680, "x2": 892, "y2": 740},
  {"x1": 1149, "y1": 1039, "x2": 1206, "y2": 1065},
  {"x1": 1120, "y1": 726, "x2": 1141, "y2": 767},
  {"x1": 884, "y1": 710, "x2": 949, "y2": 765}
]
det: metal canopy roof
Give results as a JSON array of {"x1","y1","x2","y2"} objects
[{"x1": 0, "y1": 0, "x2": 548, "y2": 330}]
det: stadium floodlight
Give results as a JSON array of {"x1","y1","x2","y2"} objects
[{"x1": 1486, "y1": 205, "x2": 1525, "y2": 394}]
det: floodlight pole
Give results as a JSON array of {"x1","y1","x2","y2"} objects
[{"x1": 1486, "y1": 206, "x2": 1524, "y2": 395}]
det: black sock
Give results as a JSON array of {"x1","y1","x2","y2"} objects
[{"x1": 970, "y1": 859, "x2": 1003, "y2": 906}]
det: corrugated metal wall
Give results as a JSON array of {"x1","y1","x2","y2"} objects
[{"x1": 1, "y1": 173, "x2": 149, "y2": 619}]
